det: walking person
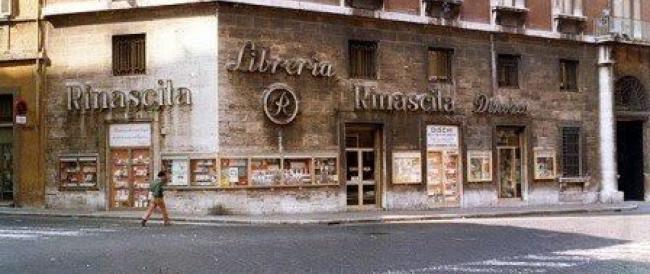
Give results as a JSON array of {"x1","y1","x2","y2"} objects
[{"x1": 141, "y1": 171, "x2": 171, "y2": 227}]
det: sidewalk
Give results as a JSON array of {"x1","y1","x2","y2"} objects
[{"x1": 0, "y1": 203, "x2": 640, "y2": 225}]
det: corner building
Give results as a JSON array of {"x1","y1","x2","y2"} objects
[{"x1": 41, "y1": 0, "x2": 648, "y2": 214}]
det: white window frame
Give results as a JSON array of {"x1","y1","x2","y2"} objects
[{"x1": 0, "y1": 0, "x2": 12, "y2": 18}]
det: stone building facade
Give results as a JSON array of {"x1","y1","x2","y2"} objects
[
  {"x1": 0, "y1": 0, "x2": 45, "y2": 208},
  {"x1": 38, "y1": 0, "x2": 650, "y2": 214}
]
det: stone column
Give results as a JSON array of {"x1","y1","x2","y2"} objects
[{"x1": 598, "y1": 45, "x2": 624, "y2": 203}]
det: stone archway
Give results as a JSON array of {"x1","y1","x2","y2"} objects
[{"x1": 614, "y1": 76, "x2": 648, "y2": 201}]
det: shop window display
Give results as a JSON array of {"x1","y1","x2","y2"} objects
[
  {"x1": 191, "y1": 159, "x2": 217, "y2": 186},
  {"x1": 59, "y1": 156, "x2": 98, "y2": 189},
  {"x1": 250, "y1": 158, "x2": 282, "y2": 186},
  {"x1": 162, "y1": 158, "x2": 189, "y2": 186},
  {"x1": 392, "y1": 152, "x2": 422, "y2": 185},
  {"x1": 283, "y1": 158, "x2": 312, "y2": 185},
  {"x1": 426, "y1": 125, "x2": 461, "y2": 206},
  {"x1": 314, "y1": 157, "x2": 338, "y2": 185},
  {"x1": 220, "y1": 158, "x2": 249, "y2": 187},
  {"x1": 110, "y1": 149, "x2": 151, "y2": 208}
]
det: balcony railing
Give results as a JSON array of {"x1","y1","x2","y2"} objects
[{"x1": 595, "y1": 16, "x2": 650, "y2": 44}]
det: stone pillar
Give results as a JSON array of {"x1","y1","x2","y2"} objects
[{"x1": 598, "y1": 45, "x2": 624, "y2": 203}]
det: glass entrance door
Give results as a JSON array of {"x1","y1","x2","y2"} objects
[
  {"x1": 496, "y1": 127, "x2": 525, "y2": 199},
  {"x1": 346, "y1": 149, "x2": 376, "y2": 206},
  {"x1": 110, "y1": 149, "x2": 152, "y2": 209},
  {"x1": 0, "y1": 135, "x2": 12, "y2": 202}
]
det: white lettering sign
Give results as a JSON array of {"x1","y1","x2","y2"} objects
[
  {"x1": 426, "y1": 125, "x2": 459, "y2": 150},
  {"x1": 109, "y1": 124, "x2": 151, "y2": 147}
]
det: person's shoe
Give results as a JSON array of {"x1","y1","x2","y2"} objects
[
  {"x1": 163, "y1": 222, "x2": 172, "y2": 227},
  {"x1": 141, "y1": 219, "x2": 147, "y2": 227}
]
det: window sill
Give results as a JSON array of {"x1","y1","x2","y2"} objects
[
  {"x1": 554, "y1": 13, "x2": 587, "y2": 22},
  {"x1": 492, "y1": 5, "x2": 528, "y2": 14},
  {"x1": 59, "y1": 186, "x2": 100, "y2": 192},
  {"x1": 558, "y1": 177, "x2": 589, "y2": 184}
]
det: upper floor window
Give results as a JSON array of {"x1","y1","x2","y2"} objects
[
  {"x1": 612, "y1": 0, "x2": 641, "y2": 20},
  {"x1": 561, "y1": 127, "x2": 582, "y2": 177},
  {"x1": 560, "y1": 60, "x2": 578, "y2": 91},
  {"x1": 428, "y1": 48, "x2": 453, "y2": 82},
  {"x1": 0, "y1": 0, "x2": 12, "y2": 17},
  {"x1": 495, "y1": 0, "x2": 526, "y2": 8},
  {"x1": 349, "y1": 40, "x2": 378, "y2": 80},
  {"x1": 554, "y1": 0, "x2": 582, "y2": 16},
  {"x1": 497, "y1": 54, "x2": 519, "y2": 88},
  {"x1": 112, "y1": 34, "x2": 146, "y2": 76},
  {"x1": 346, "y1": 0, "x2": 383, "y2": 10}
]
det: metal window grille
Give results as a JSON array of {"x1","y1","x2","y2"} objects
[
  {"x1": 349, "y1": 40, "x2": 377, "y2": 79},
  {"x1": 562, "y1": 127, "x2": 581, "y2": 177},
  {"x1": 428, "y1": 49, "x2": 452, "y2": 81},
  {"x1": 497, "y1": 55, "x2": 519, "y2": 88},
  {"x1": 112, "y1": 34, "x2": 146, "y2": 76},
  {"x1": 560, "y1": 60, "x2": 578, "y2": 91}
]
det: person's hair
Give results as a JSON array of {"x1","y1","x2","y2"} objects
[{"x1": 157, "y1": 171, "x2": 167, "y2": 178}]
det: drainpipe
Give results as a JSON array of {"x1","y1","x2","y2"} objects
[
  {"x1": 598, "y1": 45, "x2": 624, "y2": 203},
  {"x1": 490, "y1": 33, "x2": 497, "y2": 96}
]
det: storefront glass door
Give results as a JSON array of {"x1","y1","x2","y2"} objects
[
  {"x1": 345, "y1": 126, "x2": 378, "y2": 207},
  {"x1": 496, "y1": 127, "x2": 525, "y2": 199},
  {"x1": 426, "y1": 125, "x2": 461, "y2": 207},
  {"x1": 346, "y1": 149, "x2": 376, "y2": 206},
  {"x1": 110, "y1": 149, "x2": 152, "y2": 209}
]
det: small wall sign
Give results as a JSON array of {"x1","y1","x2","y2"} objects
[{"x1": 109, "y1": 123, "x2": 152, "y2": 148}]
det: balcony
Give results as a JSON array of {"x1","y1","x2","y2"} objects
[
  {"x1": 424, "y1": 0, "x2": 462, "y2": 20},
  {"x1": 595, "y1": 16, "x2": 650, "y2": 44}
]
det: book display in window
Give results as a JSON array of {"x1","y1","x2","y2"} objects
[
  {"x1": 59, "y1": 156, "x2": 98, "y2": 189},
  {"x1": 534, "y1": 148, "x2": 557, "y2": 180},
  {"x1": 314, "y1": 157, "x2": 338, "y2": 185},
  {"x1": 191, "y1": 159, "x2": 217, "y2": 186},
  {"x1": 110, "y1": 149, "x2": 151, "y2": 209},
  {"x1": 283, "y1": 158, "x2": 312, "y2": 185},
  {"x1": 250, "y1": 158, "x2": 282, "y2": 186},
  {"x1": 392, "y1": 152, "x2": 422, "y2": 185},
  {"x1": 467, "y1": 150, "x2": 492, "y2": 182},
  {"x1": 220, "y1": 158, "x2": 248, "y2": 187},
  {"x1": 426, "y1": 125, "x2": 461, "y2": 206},
  {"x1": 163, "y1": 158, "x2": 189, "y2": 186}
]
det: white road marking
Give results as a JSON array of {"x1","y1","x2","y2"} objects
[
  {"x1": 0, "y1": 226, "x2": 117, "y2": 240},
  {"x1": 383, "y1": 242, "x2": 650, "y2": 273}
]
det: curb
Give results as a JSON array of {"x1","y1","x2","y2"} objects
[{"x1": 0, "y1": 204, "x2": 638, "y2": 225}]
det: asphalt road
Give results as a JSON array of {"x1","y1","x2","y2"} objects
[{"x1": 1, "y1": 209, "x2": 650, "y2": 274}]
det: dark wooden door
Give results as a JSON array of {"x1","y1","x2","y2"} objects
[{"x1": 616, "y1": 121, "x2": 645, "y2": 201}]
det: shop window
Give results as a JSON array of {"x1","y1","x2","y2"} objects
[
  {"x1": 561, "y1": 127, "x2": 582, "y2": 177},
  {"x1": 190, "y1": 159, "x2": 217, "y2": 186},
  {"x1": 250, "y1": 158, "x2": 282, "y2": 186},
  {"x1": 428, "y1": 48, "x2": 453, "y2": 82},
  {"x1": 162, "y1": 157, "x2": 189, "y2": 186},
  {"x1": 59, "y1": 156, "x2": 98, "y2": 190},
  {"x1": 560, "y1": 59, "x2": 578, "y2": 91},
  {"x1": 283, "y1": 158, "x2": 312, "y2": 185},
  {"x1": 0, "y1": 95, "x2": 12, "y2": 123},
  {"x1": 219, "y1": 158, "x2": 249, "y2": 187},
  {"x1": 112, "y1": 34, "x2": 146, "y2": 76},
  {"x1": 349, "y1": 40, "x2": 377, "y2": 80},
  {"x1": 497, "y1": 54, "x2": 520, "y2": 88}
]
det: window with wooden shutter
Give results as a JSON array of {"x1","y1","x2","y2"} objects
[
  {"x1": 497, "y1": 54, "x2": 519, "y2": 88},
  {"x1": 428, "y1": 48, "x2": 453, "y2": 82},
  {"x1": 349, "y1": 40, "x2": 378, "y2": 80},
  {"x1": 562, "y1": 127, "x2": 581, "y2": 177},
  {"x1": 560, "y1": 59, "x2": 578, "y2": 91},
  {"x1": 112, "y1": 34, "x2": 146, "y2": 76}
]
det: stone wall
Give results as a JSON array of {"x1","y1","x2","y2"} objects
[
  {"x1": 44, "y1": 5, "x2": 219, "y2": 210},
  {"x1": 218, "y1": 4, "x2": 601, "y2": 210}
]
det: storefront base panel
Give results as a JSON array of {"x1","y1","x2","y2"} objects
[
  {"x1": 164, "y1": 188, "x2": 345, "y2": 215},
  {"x1": 560, "y1": 192, "x2": 600, "y2": 204},
  {"x1": 386, "y1": 191, "x2": 430, "y2": 210},
  {"x1": 46, "y1": 192, "x2": 106, "y2": 211},
  {"x1": 528, "y1": 184, "x2": 560, "y2": 205},
  {"x1": 463, "y1": 189, "x2": 499, "y2": 208}
]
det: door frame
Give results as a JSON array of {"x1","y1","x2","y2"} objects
[
  {"x1": 105, "y1": 121, "x2": 154, "y2": 210},
  {"x1": 615, "y1": 119, "x2": 646, "y2": 201},
  {"x1": 341, "y1": 122, "x2": 385, "y2": 210},
  {"x1": 0, "y1": 89, "x2": 16, "y2": 204},
  {"x1": 493, "y1": 124, "x2": 530, "y2": 202}
]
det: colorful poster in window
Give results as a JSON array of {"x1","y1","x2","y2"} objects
[
  {"x1": 426, "y1": 125, "x2": 459, "y2": 150},
  {"x1": 250, "y1": 158, "x2": 282, "y2": 186},
  {"x1": 534, "y1": 148, "x2": 556, "y2": 180},
  {"x1": 467, "y1": 150, "x2": 492, "y2": 182},
  {"x1": 163, "y1": 159, "x2": 189, "y2": 186},
  {"x1": 392, "y1": 152, "x2": 421, "y2": 185},
  {"x1": 220, "y1": 158, "x2": 248, "y2": 186}
]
